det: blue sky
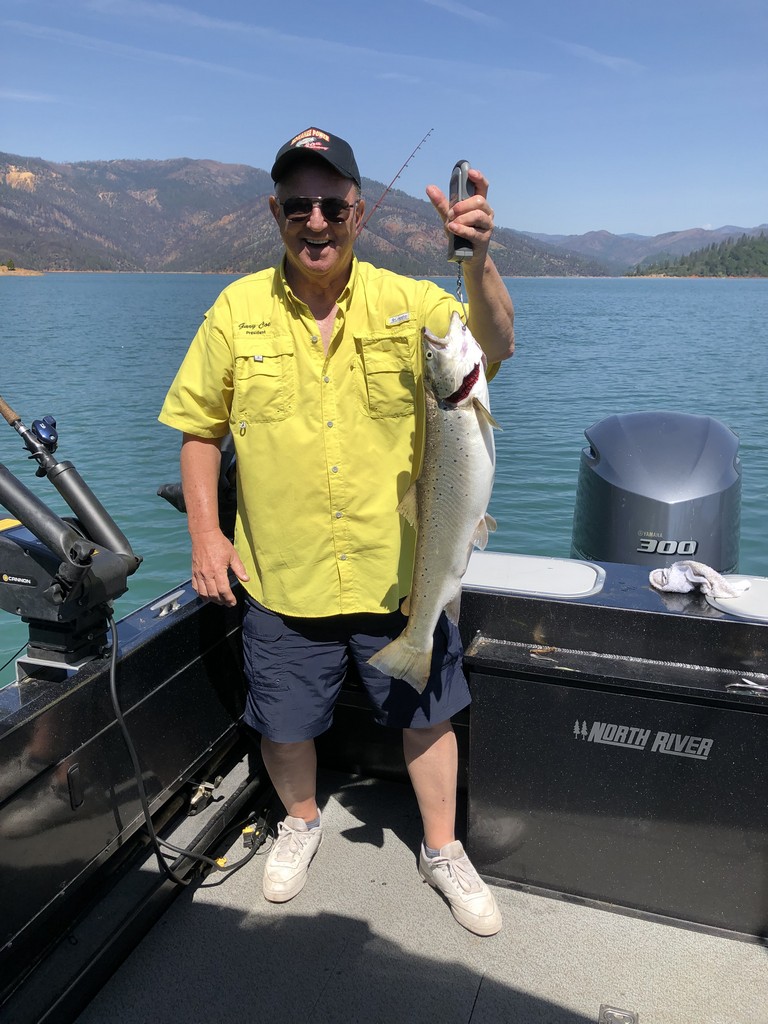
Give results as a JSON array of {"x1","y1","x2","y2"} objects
[{"x1": 1, "y1": 0, "x2": 766, "y2": 236}]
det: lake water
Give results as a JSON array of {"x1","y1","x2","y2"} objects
[{"x1": 2, "y1": 272, "x2": 767, "y2": 684}]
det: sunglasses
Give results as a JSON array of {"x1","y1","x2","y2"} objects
[{"x1": 279, "y1": 196, "x2": 358, "y2": 223}]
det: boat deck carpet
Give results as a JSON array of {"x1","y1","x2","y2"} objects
[{"x1": 71, "y1": 766, "x2": 766, "y2": 1024}]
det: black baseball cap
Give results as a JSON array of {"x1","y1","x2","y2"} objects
[{"x1": 271, "y1": 127, "x2": 361, "y2": 189}]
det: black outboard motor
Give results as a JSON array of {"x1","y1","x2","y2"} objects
[{"x1": 571, "y1": 411, "x2": 741, "y2": 572}]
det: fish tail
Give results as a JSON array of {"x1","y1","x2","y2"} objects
[{"x1": 368, "y1": 637, "x2": 433, "y2": 694}]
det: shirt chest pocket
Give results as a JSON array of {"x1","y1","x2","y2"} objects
[
  {"x1": 233, "y1": 335, "x2": 295, "y2": 424},
  {"x1": 355, "y1": 335, "x2": 417, "y2": 420}
]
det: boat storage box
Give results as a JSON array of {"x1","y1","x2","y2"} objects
[{"x1": 461, "y1": 552, "x2": 768, "y2": 939}]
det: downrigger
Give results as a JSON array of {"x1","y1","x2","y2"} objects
[{"x1": 0, "y1": 393, "x2": 141, "y2": 683}]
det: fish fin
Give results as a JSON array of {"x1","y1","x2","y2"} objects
[
  {"x1": 396, "y1": 484, "x2": 419, "y2": 530},
  {"x1": 368, "y1": 637, "x2": 432, "y2": 693},
  {"x1": 473, "y1": 397, "x2": 502, "y2": 430},
  {"x1": 472, "y1": 514, "x2": 495, "y2": 551},
  {"x1": 444, "y1": 587, "x2": 462, "y2": 626}
]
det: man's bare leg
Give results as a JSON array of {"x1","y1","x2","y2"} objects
[
  {"x1": 261, "y1": 737, "x2": 319, "y2": 822},
  {"x1": 403, "y1": 720, "x2": 457, "y2": 849}
]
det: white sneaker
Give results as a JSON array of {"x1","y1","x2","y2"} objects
[
  {"x1": 262, "y1": 815, "x2": 323, "y2": 903},
  {"x1": 419, "y1": 840, "x2": 502, "y2": 936}
]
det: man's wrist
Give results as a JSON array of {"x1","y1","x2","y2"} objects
[{"x1": 188, "y1": 523, "x2": 223, "y2": 539}]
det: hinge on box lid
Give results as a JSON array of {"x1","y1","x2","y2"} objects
[{"x1": 188, "y1": 775, "x2": 223, "y2": 815}]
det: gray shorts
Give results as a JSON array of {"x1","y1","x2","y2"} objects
[{"x1": 241, "y1": 598, "x2": 471, "y2": 743}]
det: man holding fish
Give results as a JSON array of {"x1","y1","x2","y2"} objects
[{"x1": 160, "y1": 128, "x2": 514, "y2": 936}]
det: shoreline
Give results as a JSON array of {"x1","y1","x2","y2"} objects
[{"x1": 2, "y1": 267, "x2": 766, "y2": 281}]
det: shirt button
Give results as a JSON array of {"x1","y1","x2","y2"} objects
[
  {"x1": 323, "y1": 375, "x2": 330, "y2": 383},
  {"x1": 335, "y1": 511, "x2": 343, "y2": 518},
  {"x1": 327, "y1": 421, "x2": 333, "y2": 428},
  {"x1": 311, "y1": 336, "x2": 319, "y2": 344},
  {"x1": 339, "y1": 553, "x2": 347, "y2": 561},
  {"x1": 331, "y1": 466, "x2": 339, "y2": 473}
]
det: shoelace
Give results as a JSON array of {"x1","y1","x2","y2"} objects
[
  {"x1": 433, "y1": 854, "x2": 483, "y2": 894},
  {"x1": 274, "y1": 822, "x2": 314, "y2": 863}
]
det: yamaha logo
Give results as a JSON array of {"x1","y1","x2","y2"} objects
[{"x1": 575, "y1": 720, "x2": 714, "y2": 760}]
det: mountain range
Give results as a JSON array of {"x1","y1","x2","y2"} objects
[
  {"x1": 525, "y1": 226, "x2": 768, "y2": 273},
  {"x1": 1, "y1": 153, "x2": 764, "y2": 277}
]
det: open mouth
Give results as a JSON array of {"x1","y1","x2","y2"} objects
[{"x1": 445, "y1": 363, "x2": 480, "y2": 404}]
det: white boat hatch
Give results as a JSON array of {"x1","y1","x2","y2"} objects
[
  {"x1": 705, "y1": 574, "x2": 768, "y2": 621},
  {"x1": 464, "y1": 550, "x2": 605, "y2": 598}
]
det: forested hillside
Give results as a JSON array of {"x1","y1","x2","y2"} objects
[{"x1": 628, "y1": 233, "x2": 768, "y2": 277}]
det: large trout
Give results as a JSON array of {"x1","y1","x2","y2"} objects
[{"x1": 369, "y1": 311, "x2": 499, "y2": 692}]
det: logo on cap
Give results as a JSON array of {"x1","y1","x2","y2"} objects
[{"x1": 291, "y1": 129, "x2": 330, "y2": 151}]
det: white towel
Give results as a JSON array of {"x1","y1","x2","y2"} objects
[{"x1": 649, "y1": 560, "x2": 751, "y2": 598}]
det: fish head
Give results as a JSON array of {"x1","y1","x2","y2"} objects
[{"x1": 422, "y1": 311, "x2": 486, "y2": 405}]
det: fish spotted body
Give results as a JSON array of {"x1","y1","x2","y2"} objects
[{"x1": 369, "y1": 311, "x2": 499, "y2": 692}]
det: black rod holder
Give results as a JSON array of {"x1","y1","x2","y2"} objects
[
  {"x1": 0, "y1": 393, "x2": 140, "y2": 575},
  {"x1": 0, "y1": 463, "x2": 91, "y2": 567}
]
